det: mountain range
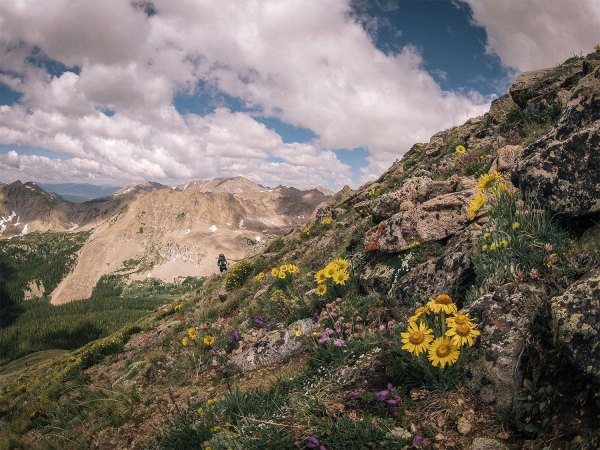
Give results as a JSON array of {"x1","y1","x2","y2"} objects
[{"x1": 0, "y1": 177, "x2": 330, "y2": 303}]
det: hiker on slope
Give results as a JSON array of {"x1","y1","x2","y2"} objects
[{"x1": 217, "y1": 253, "x2": 229, "y2": 273}]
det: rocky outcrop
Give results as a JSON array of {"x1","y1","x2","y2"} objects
[
  {"x1": 388, "y1": 228, "x2": 478, "y2": 304},
  {"x1": 550, "y1": 269, "x2": 600, "y2": 382},
  {"x1": 512, "y1": 65, "x2": 600, "y2": 217},
  {"x1": 490, "y1": 145, "x2": 524, "y2": 173},
  {"x1": 231, "y1": 318, "x2": 316, "y2": 371},
  {"x1": 367, "y1": 189, "x2": 474, "y2": 253},
  {"x1": 371, "y1": 176, "x2": 461, "y2": 221},
  {"x1": 466, "y1": 285, "x2": 544, "y2": 410}
]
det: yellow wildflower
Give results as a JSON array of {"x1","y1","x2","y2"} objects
[
  {"x1": 476, "y1": 170, "x2": 504, "y2": 192},
  {"x1": 427, "y1": 294, "x2": 458, "y2": 315},
  {"x1": 483, "y1": 232, "x2": 491, "y2": 239},
  {"x1": 512, "y1": 222, "x2": 520, "y2": 230},
  {"x1": 316, "y1": 284, "x2": 327, "y2": 296},
  {"x1": 325, "y1": 264, "x2": 337, "y2": 278},
  {"x1": 203, "y1": 335, "x2": 215, "y2": 346},
  {"x1": 446, "y1": 313, "x2": 476, "y2": 329},
  {"x1": 174, "y1": 303, "x2": 183, "y2": 311},
  {"x1": 428, "y1": 337, "x2": 460, "y2": 368},
  {"x1": 501, "y1": 239, "x2": 509, "y2": 248},
  {"x1": 490, "y1": 242, "x2": 498, "y2": 251},
  {"x1": 181, "y1": 337, "x2": 189, "y2": 346},
  {"x1": 455, "y1": 145, "x2": 467, "y2": 154},
  {"x1": 295, "y1": 329, "x2": 302, "y2": 337},
  {"x1": 255, "y1": 272, "x2": 265, "y2": 281},
  {"x1": 332, "y1": 258, "x2": 350, "y2": 271},
  {"x1": 408, "y1": 306, "x2": 429, "y2": 323},
  {"x1": 322, "y1": 217, "x2": 333, "y2": 225},
  {"x1": 446, "y1": 323, "x2": 481, "y2": 347},
  {"x1": 482, "y1": 244, "x2": 488, "y2": 252},
  {"x1": 278, "y1": 270, "x2": 287, "y2": 279},
  {"x1": 315, "y1": 270, "x2": 327, "y2": 283},
  {"x1": 271, "y1": 268, "x2": 279, "y2": 277},
  {"x1": 468, "y1": 193, "x2": 487, "y2": 219},
  {"x1": 188, "y1": 327, "x2": 198, "y2": 340},
  {"x1": 333, "y1": 270, "x2": 350, "y2": 285},
  {"x1": 401, "y1": 321, "x2": 434, "y2": 356}
]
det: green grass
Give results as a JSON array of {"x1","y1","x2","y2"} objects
[{"x1": 0, "y1": 349, "x2": 68, "y2": 376}]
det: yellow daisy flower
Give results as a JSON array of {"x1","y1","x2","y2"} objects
[
  {"x1": 325, "y1": 264, "x2": 337, "y2": 278},
  {"x1": 445, "y1": 313, "x2": 475, "y2": 329},
  {"x1": 271, "y1": 268, "x2": 279, "y2": 277},
  {"x1": 316, "y1": 284, "x2": 327, "y2": 296},
  {"x1": 455, "y1": 145, "x2": 467, "y2": 154},
  {"x1": 468, "y1": 193, "x2": 487, "y2": 220},
  {"x1": 295, "y1": 329, "x2": 302, "y2": 337},
  {"x1": 278, "y1": 270, "x2": 287, "y2": 279},
  {"x1": 255, "y1": 272, "x2": 265, "y2": 281},
  {"x1": 203, "y1": 335, "x2": 215, "y2": 346},
  {"x1": 321, "y1": 217, "x2": 333, "y2": 225},
  {"x1": 401, "y1": 321, "x2": 434, "y2": 356},
  {"x1": 188, "y1": 327, "x2": 198, "y2": 340},
  {"x1": 512, "y1": 222, "x2": 520, "y2": 230},
  {"x1": 427, "y1": 294, "x2": 458, "y2": 315},
  {"x1": 315, "y1": 270, "x2": 327, "y2": 283},
  {"x1": 446, "y1": 323, "x2": 481, "y2": 347},
  {"x1": 408, "y1": 306, "x2": 429, "y2": 323},
  {"x1": 181, "y1": 336, "x2": 189, "y2": 346},
  {"x1": 428, "y1": 337, "x2": 460, "y2": 368},
  {"x1": 476, "y1": 170, "x2": 504, "y2": 192},
  {"x1": 333, "y1": 270, "x2": 350, "y2": 285},
  {"x1": 332, "y1": 258, "x2": 350, "y2": 271}
]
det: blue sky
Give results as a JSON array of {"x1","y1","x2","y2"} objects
[{"x1": 0, "y1": 0, "x2": 597, "y2": 188}]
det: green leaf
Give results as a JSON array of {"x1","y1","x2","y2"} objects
[{"x1": 525, "y1": 423, "x2": 539, "y2": 434}]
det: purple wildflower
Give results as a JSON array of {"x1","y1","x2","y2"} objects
[
  {"x1": 333, "y1": 338, "x2": 346, "y2": 347},
  {"x1": 253, "y1": 317, "x2": 265, "y2": 325},
  {"x1": 228, "y1": 329, "x2": 241, "y2": 344},
  {"x1": 375, "y1": 389, "x2": 389, "y2": 401},
  {"x1": 351, "y1": 391, "x2": 361, "y2": 399},
  {"x1": 265, "y1": 322, "x2": 275, "y2": 331},
  {"x1": 413, "y1": 435, "x2": 424, "y2": 448},
  {"x1": 306, "y1": 436, "x2": 320, "y2": 448}
]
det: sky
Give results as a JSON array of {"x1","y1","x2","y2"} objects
[{"x1": 0, "y1": 0, "x2": 598, "y2": 190}]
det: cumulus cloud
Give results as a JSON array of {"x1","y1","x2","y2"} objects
[
  {"x1": 0, "y1": 0, "x2": 493, "y2": 188},
  {"x1": 463, "y1": 0, "x2": 600, "y2": 72}
]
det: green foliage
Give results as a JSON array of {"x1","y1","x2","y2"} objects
[
  {"x1": 467, "y1": 190, "x2": 570, "y2": 302},
  {"x1": 500, "y1": 101, "x2": 562, "y2": 145},
  {"x1": 265, "y1": 238, "x2": 285, "y2": 253},
  {"x1": 225, "y1": 260, "x2": 256, "y2": 290},
  {"x1": 516, "y1": 377, "x2": 554, "y2": 436},
  {"x1": 322, "y1": 415, "x2": 409, "y2": 450},
  {"x1": 0, "y1": 231, "x2": 89, "y2": 325},
  {"x1": 0, "y1": 295, "x2": 163, "y2": 364},
  {"x1": 91, "y1": 274, "x2": 125, "y2": 298}
]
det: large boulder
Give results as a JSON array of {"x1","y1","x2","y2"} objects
[
  {"x1": 466, "y1": 285, "x2": 544, "y2": 411},
  {"x1": 550, "y1": 269, "x2": 600, "y2": 382},
  {"x1": 231, "y1": 318, "x2": 316, "y2": 371},
  {"x1": 367, "y1": 189, "x2": 474, "y2": 253},
  {"x1": 512, "y1": 65, "x2": 600, "y2": 217},
  {"x1": 508, "y1": 58, "x2": 585, "y2": 109},
  {"x1": 388, "y1": 228, "x2": 478, "y2": 304},
  {"x1": 371, "y1": 176, "x2": 461, "y2": 221}
]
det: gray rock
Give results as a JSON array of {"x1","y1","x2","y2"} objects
[
  {"x1": 466, "y1": 285, "x2": 544, "y2": 411},
  {"x1": 512, "y1": 66, "x2": 600, "y2": 217},
  {"x1": 388, "y1": 228, "x2": 478, "y2": 304},
  {"x1": 231, "y1": 318, "x2": 317, "y2": 371},
  {"x1": 359, "y1": 262, "x2": 395, "y2": 294},
  {"x1": 470, "y1": 437, "x2": 510, "y2": 450},
  {"x1": 367, "y1": 189, "x2": 474, "y2": 253},
  {"x1": 490, "y1": 144, "x2": 524, "y2": 172},
  {"x1": 550, "y1": 269, "x2": 600, "y2": 381}
]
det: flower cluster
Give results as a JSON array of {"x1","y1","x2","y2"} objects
[
  {"x1": 314, "y1": 258, "x2": 350, "y2": 296},
  {"x1": 468, "y1": 170, "x2": 509, "y2": 219},
  {"x1": 321, "y1": 216, "x2": 333, "y2": 225},
  {"x1": 400, "y1": 294, "x2": 480, "y2": 368},
  {"x1": 270, "y1": 263, "x2": 300, "y2": 280},
  {"x1": 180, "y1": 326, "x2": 216, "y2": 348},
  {"x1": 312, "y1": 298, "x2": 367, "y2": 347}
]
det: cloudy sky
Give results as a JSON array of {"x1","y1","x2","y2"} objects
[{"x1": 0, "y1": 0, "x2": 598, "y2": 189}]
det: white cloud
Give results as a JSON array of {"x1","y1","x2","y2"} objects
[
  {"x1": 0, "y1": 0, "x2": 495, "y2": 189},
  {"x1": 463, "y1": 0, "x2": 600, "y2": 72}
]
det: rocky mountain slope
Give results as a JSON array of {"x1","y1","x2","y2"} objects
[
  {"x1": 1, "y1": 51, "x2": 599, "y2": 449},
  {"x1": 0, "y1": 178, "x2": 329, "y2": 304}
]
